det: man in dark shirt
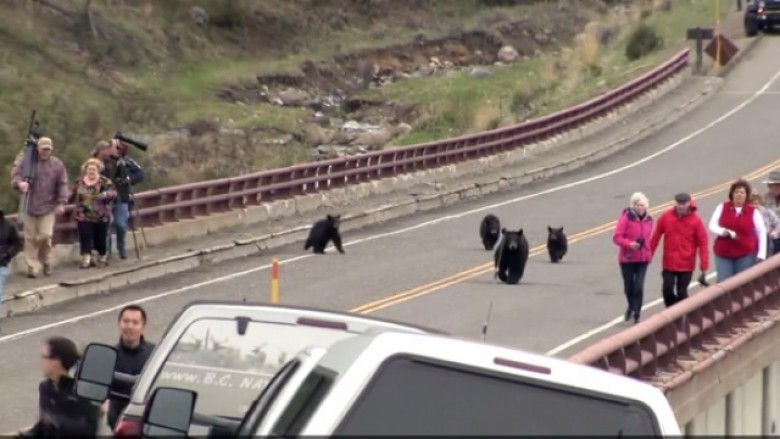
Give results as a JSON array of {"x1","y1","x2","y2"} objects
[
  {"x1": 108, "y1": 304, "x2": 156, "y2": 430},
  {"x1": 1, "y1": 204, "x2": 23, "y2": 321}
]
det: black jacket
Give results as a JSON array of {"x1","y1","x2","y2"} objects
[
  {"x1": 100, "y1": 155, "x2": 145, "y2": 204},
  {"x1": 107, "y1": 336, "x2": 156, "y2": 429},
  {"x1": 22, "y1": 376, "x2": 100, "y2": 438},
  {"x1": 0, "y1": 209, "x2": 22, "y2": 267}
]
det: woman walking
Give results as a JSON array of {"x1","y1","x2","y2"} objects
[
  {"x1": 708, "y1": 179, "x2": 767, "y2": 282},
  {"x1": 613, "y1": 192, "x2": 653, "y2": 324},
  {"x1": 71, "y1": 158, "x2": 116, "y2": 269},
  {"x1": 750, "y1": 193, "x2": 780, "y2": 256}
]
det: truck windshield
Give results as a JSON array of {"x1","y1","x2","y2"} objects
[{"x1": 147, "y1": 317, "x2": 351, "y2": 419}]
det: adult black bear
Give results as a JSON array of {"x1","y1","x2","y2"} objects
[
  {"x1": 479, "y1": 214, "x2": 501, "y2": 250},
  {"x1": 494, "y1": 228, "x2": 529, "y2": 285},
  {"x1": 304, "y1": 214, "x2": 345, "y2": 254},
  {"x1": 546, "y1": 226, "x2": 568, "y2": 263}
]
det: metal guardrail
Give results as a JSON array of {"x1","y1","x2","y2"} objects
[
  {"x1": 9, "y1": 49, "x2": 691, "y2": 244},
  {"x1": 568, "y1": 254, "x2": 780, "y2": 393}
]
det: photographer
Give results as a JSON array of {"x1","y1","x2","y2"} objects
[
  {"x1": 93, "y1": 139, "x2": 145, "y2": 260},
  {"x1": 10, "y1": 137, "x2": 69, "y2": 278}
]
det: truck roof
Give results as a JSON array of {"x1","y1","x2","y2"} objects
[{"x1": 311, "y1": 331, "x2": 676, "y2": 426}]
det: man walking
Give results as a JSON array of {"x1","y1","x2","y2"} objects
[
  {"x1": 93, "y1": 139, "x2": 145, "y2": 260},
  {"x1": 762, "y1": 170, "x2": 780, "y2": 256},
  {"x1": 650, "y1": 193, "x2": 710, "y2": 308},
  {"x1": 1, "y1": 204, "x2": 23, "y2": 320},
  {"x1": 10, "y1": 137, "x2": 69, "y2": 278},
  {"x1": 107, "y1": 304, "x2": 155, "y2": 429}
]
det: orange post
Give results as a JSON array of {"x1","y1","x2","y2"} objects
[{"x1": 271, "y1": 258, "x2": 279, "y2": 304}]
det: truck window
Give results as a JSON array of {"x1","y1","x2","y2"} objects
[
  {"x1": 335, "y1": 356, "x2": 661, "y2": 436},
  {"x1": 236, "y1": 359, "x2": 301, "y2": 437},
  {"x1": 148, "y1": 318, "x2": 349, "y2": 420},
  {"x1": 270, "y1": 365, "x2": 336, "y2": 437}
]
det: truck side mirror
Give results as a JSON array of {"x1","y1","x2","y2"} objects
[
  {"x1": 141, "y1": 387, "x2": 196, "y2": 437},
  {"x1": 75, "y1": 343, "x2": 118, "y2": 403}
]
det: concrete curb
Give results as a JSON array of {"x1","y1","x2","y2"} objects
[{"x1": 4, "y1": 69, "x2": 725, "y2": 317}]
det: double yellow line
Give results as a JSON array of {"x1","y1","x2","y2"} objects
[{"x1": 350, "y1": 158, "x2": 780, "y2": 315}]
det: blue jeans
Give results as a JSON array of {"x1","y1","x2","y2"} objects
[
  {"x1": 108, "y1": 202, "x2": 130, "y2": 257},
  {"x1": 0, "y1": 266, "x2": 9, "y2": 306},
  {"x1": 715, "y1": 254, "x2": 756, "y2": 283}
]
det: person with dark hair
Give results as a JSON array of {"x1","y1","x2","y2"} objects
[
  {"x1": 18, "y1": 336, "x2": 102, "y2": 438},
  {"x1": 107, "y1": 304, "x2": 156, "y2": 429},
  {"x1": 708, "y1": 179, "x2": 767, "y2": 282}
]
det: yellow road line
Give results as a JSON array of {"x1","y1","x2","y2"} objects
[{"x1": 350, "y1": 158, "x2": 780, "y2": 314}]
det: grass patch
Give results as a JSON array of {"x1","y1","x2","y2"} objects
[{"x1": 370, "y1": 0, "x2": 732, "y2": 146}]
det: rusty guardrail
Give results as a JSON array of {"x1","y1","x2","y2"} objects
[
  {"x1": 9, "y1": 49, "x2": 690, "y2": 244},
  {"x1": 568, "y1": 254, "x2": 780, "y2": 393}
]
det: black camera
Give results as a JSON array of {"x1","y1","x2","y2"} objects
[
  {"x1": 113, "y1": 131, "x2": 149, "y2": 153},
  {"x1": 635, "y1": 236, "x2": 646, "y2": 248}
]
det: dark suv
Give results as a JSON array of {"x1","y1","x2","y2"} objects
[{"x1": 745, "y1": 0, "x2": 780, "y2": 36}]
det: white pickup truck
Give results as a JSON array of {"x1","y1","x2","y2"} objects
[
  {"x1": 133, "y1": 330, "x2": 682, "y2": 436},
  {"x1": 71, "y1": 300, "x2": 442, "y2": 436}
]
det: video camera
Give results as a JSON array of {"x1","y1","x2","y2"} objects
[{"x1": 113, "y1": 131, "x2": 149, "y2": 154}]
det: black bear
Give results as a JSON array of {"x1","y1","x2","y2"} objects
[
  {"x1": 494, "y1": 228, "x2": 530, "y2": 285},
  {"x1": 304, "y1": 214, "x2": 345, "y2": 254},
  {"x1": 546, "y1": 226, "x2": 568, "y2": 263},
  {"x1": 479, "y1": 214, "x2": 502, "y2": 250}
]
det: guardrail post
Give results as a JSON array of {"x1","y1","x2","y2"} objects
[{"x1": 270, "y1": 257, "x2": 279, "y2": 304}]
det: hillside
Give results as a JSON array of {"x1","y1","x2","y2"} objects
[{"x1": 0, "y1": 0, "x2": 720, "y2": 211}]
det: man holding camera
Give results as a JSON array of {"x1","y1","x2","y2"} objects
[
  {"x1": 11, "y1": 137, "x2": 69, "y2": 278},
  {"x1": 93, "y1": 139, "x2": 145, "y2": 260}
]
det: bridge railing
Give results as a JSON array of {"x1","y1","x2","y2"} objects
[
  {"x1": 568, "y1": 254, "x2": 780, "y2": 392},
  {"x1": 8, "y1": 49, "x2": 691, "y2": 244}
]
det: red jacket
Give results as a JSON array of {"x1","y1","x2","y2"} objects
[{"x1": 650, "y1": 200, "x2": 709, "y2": 272}]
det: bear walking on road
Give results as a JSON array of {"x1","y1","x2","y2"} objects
[
  {"x1": 494, "y1": 228, "x2": 530, "y2": 285},
  {"x1": 479, "y1": 214, "x2": 502, "y2": 250},
  {"x1": 304, "y1": 214, "x2": 345, "y2": 254},
  {"x1": 546, "y1": 226, "x2": 568, "y2": 263}
]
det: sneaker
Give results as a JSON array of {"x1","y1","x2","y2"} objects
[
  {"x1": 27, "y1": 268, "x2": 38, "y2": 279},
  {"x1": 43, "y1": 264, "x2": 53, "y2": 276},
  {"x1": 97, "y1": 255, "x2": 109, "y2": 268},
  {"x1": 119, "y1": 249, "x2": 127, "y2": 260},
  {"x1": 80, "y1": 255, "x2": 91, "y2": 269}
]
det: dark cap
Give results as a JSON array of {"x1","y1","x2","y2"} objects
[{"x1": 674, "y1": 193, "x2": 691, "y2": 203}]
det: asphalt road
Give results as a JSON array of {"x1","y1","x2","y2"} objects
[{"x1": 2, "y1": 37, "x2": 780, "y2": 431}]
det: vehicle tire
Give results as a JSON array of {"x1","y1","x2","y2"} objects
[{"x1": 745, "y1": 18, "x2": 758, "y2": 37}]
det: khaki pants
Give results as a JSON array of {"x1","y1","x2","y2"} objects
[{"x1": 22, "y1": 211, "x2": 56, "y2": 274}]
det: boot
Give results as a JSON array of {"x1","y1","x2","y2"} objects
[
  {"x1": 80, "y1": 254, "x2": 91, "y2": 269},
  {"x1": 97, "y1": 254, "x2": 109, "y2": 268}
]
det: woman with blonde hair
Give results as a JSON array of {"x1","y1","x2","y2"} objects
[
  {"x1": 612, "y1": 192, "x2": 654, "y2": 324},
  {"x1": 70, "y1": 158, "x2": 116, "y2": 268}
]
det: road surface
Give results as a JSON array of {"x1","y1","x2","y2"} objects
[{"x1": 2, "y1": 37, "x2": 780, "y2": 431}]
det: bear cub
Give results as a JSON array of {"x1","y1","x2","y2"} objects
[
  {"x1": 479, "y1": 214, "x2": 501, "y2": 250},
  {"x1": 494, "y1": 228, "x2": 530, "y2": 285},
  {"x1": 304, "y1": 214, "x2": 345, "y2": 254},
  {"x1": 546, "y1": 226, "x2": 568, "y2": 263}
]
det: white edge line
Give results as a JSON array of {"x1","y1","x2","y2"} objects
[
  {"x1": 545, "y1": 272, "x2": 718, "y2": 356},
  {"x1": 0, "y1": 62, "x2": 778, "y2": 347}
]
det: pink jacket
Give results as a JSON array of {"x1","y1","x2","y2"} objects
[{"x1": 613, "y1": 208, "x2": 653, "y2": 264}]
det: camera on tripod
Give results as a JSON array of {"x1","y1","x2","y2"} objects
[{"x1": 113, "y1": 131, "x2": 149, "y2": 154}]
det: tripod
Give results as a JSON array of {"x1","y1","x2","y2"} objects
[{"x1": 109, "y1": 156, "x2": 147, "y2": 260}]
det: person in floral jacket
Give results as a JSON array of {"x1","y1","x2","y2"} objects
[{"x1": 70, "y1": 158, "x2": 117, "y2": 268}]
